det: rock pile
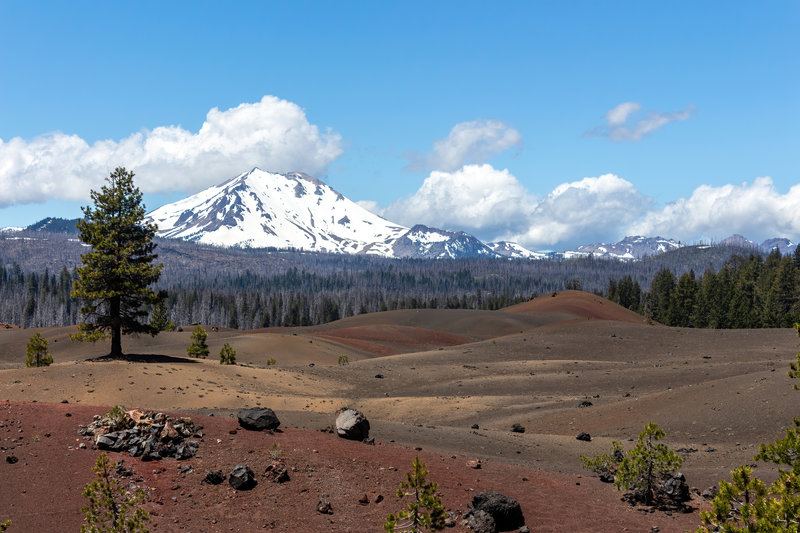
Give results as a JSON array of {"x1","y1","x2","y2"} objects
[{"x1": 79, "y1": 408, "x2": 202, "y2": 461}]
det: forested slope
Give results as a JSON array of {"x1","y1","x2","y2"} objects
[{"x1": 0, "y1": 228, "x2": 762, "y2": 329}]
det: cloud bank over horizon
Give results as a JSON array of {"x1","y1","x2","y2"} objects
[
  {"x1": 0, "y1": 96, "x2": 343, "y2": 207},
  {"x1": 379, "y1": 109, "x2": 797, "y2": 250},
  {"x1": 1, "y1": 96, "x2": 796, "y2": 252},
  {"x1": 381, "y1": 163, "x2": 800, "y2": 250}
]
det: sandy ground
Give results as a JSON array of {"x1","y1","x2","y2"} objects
[{"x1": 2, "y1": 291, "x2": 799, "y2": 531}]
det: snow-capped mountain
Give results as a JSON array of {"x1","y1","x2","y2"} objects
[
  {"x1": 561, "y1": 236, "x2": 683, "y2": 260},
  {"x1": 140, "y1": 168, "x2": 799, "y2": 261},
  {"x1": 146, "y1": 168, "x2": 528, "y2": 259},
  {"x1": 760, "y1": 237, "x2": 797, "y2": 255},
  {"x1": 719, "y1": 234, "x2": 758, "y2": 249},
  {"x1": 147, "y1": 168, "x2": 409, "y2": 256},
  {"x1": 486, "y1": 241, "x2": 547, "y2": 259},
  {"x1": 390, "y1": 225, "x2": 499, "y2": 259}
]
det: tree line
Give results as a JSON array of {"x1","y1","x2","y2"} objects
[
  {"x1": 1, "y1": 244, "x2": 779, "y2": 330},
  {"x1": 606, "y1": 248, "x2": 800, "y2": 328}
]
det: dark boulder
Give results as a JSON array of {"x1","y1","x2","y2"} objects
[
  {"x1": 204, "y1": 470, "x2": 225, "y2": 485},
  {"x1": 472, "y1": 491, "x2": 525, "y2": 531},
  {"x1": 335, "y1": 408, "x2": 370, "y2": 441},
  {"x1": 576, "y1": 431, "x2": 591, "y2": 442},
  {"x1": 662, "y1": 472, "x2": 690, "y2": 503},
  {"x1": 237, "y1": 408, "x2": 280, "y2": 431},
  {"x1": 229, "y1": 464, "x2": 257, "y2": 490},
  {"x1": 511, "y1": 423, "x2": 525, "y2": 433}
]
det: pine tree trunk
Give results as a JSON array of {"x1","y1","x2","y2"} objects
[{"x1": 110, "y1": 296, "x2": 122, "y2": 357}]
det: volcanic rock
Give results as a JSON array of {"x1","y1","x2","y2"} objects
[
  {"x1": 662, "y1": 472, "x2": 690, "y2": 503},
  {"x1": 204, "y1": 470, "x2": 225, "y2": 485},
  {"x1": 263, "y1": 461, "x2": 290, "y2": 483},
  {"x1": 335, "y1": 408, "x2": 370, "y2": 441},
  {"x1": 317, "y1": 499, "x2": 333, "y2": 514},
  {"x1": 472, "y1": 491, "x2": 525, "y2": 530},
  {"x1": 229, "y1": 464, "x2": 257, "y2": 490},
  {"x1": 469, "y1": 510, "x2": 496, "y2": 533},
  {"x1": 237, "y1": 408, "x2": 281, "y2": 431}
]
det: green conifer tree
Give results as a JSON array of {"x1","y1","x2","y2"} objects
[
  {"x1": 615, "y1": 422, "x2": 683, "y2": 504},
  {"x1": 82, "y1": 452, "x2": 150, "y2": 532},
  {"x1": 384, "y1": 456, "x2": 446, "y2": 533},
  {"x1": 583, "y1": 423, "x2": 682, "y2": 505},
  {"x1": 25, "y1": 332, "x2": 53, "y2": 367},
  {"x1": 71, "y1": 168, "x2": 163, "y2": 357},
  {"x1": 186, "y1": 325, "x2": 209, "y2": 358},
  {"x1": 219, "y1": 343, "x2": 236, "y2": 365},
  {"x1": 149, "y1": 299, "x2": 173, "y2": 332}
]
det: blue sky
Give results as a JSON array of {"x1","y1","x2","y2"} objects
[{"x1": 1, "y1": 1, "x2": 798, "y2": 250}]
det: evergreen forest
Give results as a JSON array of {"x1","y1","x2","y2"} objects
[
  {"x1": 1, "y1": 226, "x2": 793, "y2": 330},
  {"x1": 606, "y1": 248, "x2": 800, "y2": 328}
]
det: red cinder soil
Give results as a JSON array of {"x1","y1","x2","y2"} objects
[
  {"x1": 0, "y1": 400, "x2": 703, "y2": 532},
  {"x1": 501, "y1": 290, "x2": 647, "y2": 324},
  {"x1": 313, "y1": 325, "x2": 472, "y2": 356}
]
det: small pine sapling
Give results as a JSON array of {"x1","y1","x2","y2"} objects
[
  {"x1": 384, "y1": 456, "x2": 446, "y2": 533},
  {"x1": 580, "y1": 440, "x2": 625, "y2": 479},
  {"x1": 219, "y1": 343, "x2": 236, "y2": 365},
  {"x1": 82, "y1": 452, "x2": 150, "y2": 533},
  {"x1": 148, "y1": 299, "x2": 173, "y2": 333},
  {"x1": 105, "y1": 406, "x2": 128, "y2": 431},
  {"x1": 186, "y1": 325, "x2": 209, "y2": 358},
  {"x1": 0, "y1": 520, "x2": 10, "y2": 532},
  {"x1": 25, "y1": 332, "x2": 53, "y2": 367},
  {"x1": 615, "y1": 422, "x2": 683, "y2": 504},
  {"x1": 268, "y1": 443, "x2": 282, "y2": 461},
  {"x1": 265, "y1": 358, "x2": 277, "y2": 366}
]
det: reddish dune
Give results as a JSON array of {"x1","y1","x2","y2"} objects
[
  {"x1": 501, "y1": 290, "x2": 646, "y2": 324},
  {"x1": 312, "y1": 325, "x2": 472, "y2": 356}
]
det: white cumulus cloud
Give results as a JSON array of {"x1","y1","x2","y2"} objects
[
  {"x1": 586, "y1": 102, "x2": 693, "y2": 141},
  {"x1": 405, "y1": 119, "x2": 521, "y2": 172},
  {"x1": 0, "y1": 95, "x2": 343, "y2": 208},
  {"x1": 628, "y1": 177, "x2": 800, "y2": 243},
  {"x1": 505, "y1": 173, "x2": 652, "y2": 248},
  {"x1": 382, "y1": 164, "x2": 651, "y2": 250},
  {"x1": 383, "y1": 164, "x2": 532, "y2": 235}
]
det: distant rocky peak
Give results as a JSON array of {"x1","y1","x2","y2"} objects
[{"x1": 719, "y1": 234, "x2": 758, "y2": 248}]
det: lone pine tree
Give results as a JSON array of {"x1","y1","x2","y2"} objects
[
  {"x1": 186, "y1": 325, "x2": 209, "y2": 358},
  {"x1": 71, "y1": 167, "x2": 164, "y2": 357},
  {"x1": 25, "y1": 332, "x2": 53, "y2": 367},
  {"x1": 384, "y1": 456, "x2": 446, "y2": 533}
]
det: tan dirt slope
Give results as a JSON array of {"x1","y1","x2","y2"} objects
[{"x1": 2, "y1": 290, "x2": 798, "y2": 531}]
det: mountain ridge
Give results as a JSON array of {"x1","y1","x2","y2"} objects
[{"x1": 4, "y1": 168, "x2": 798, "y2": 260}]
